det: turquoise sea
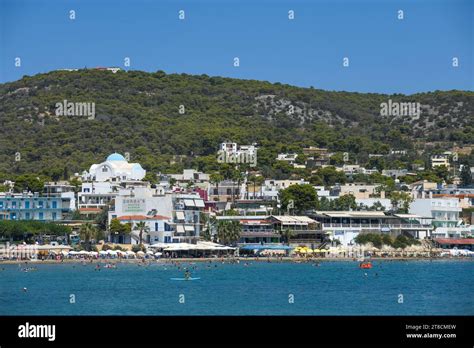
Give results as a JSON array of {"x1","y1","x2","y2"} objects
[{"x1": 0, "y1": 260, "x2": 472, "y2": 315}]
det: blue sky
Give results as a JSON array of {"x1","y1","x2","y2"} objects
[{"x1": 0, "y1": 0, "x2": 472, "y2": 94}]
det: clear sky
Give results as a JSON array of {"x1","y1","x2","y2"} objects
[{"x1": 0, "y1": 0, "x2": 472, "y2": 94}]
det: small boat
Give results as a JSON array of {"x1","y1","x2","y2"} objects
[
  {"x1": 170, "y1": 277, "x2": 201, "y2": 281},
  {"x1": 359, "y1": 261, "x2": 372, "y2": 269}
]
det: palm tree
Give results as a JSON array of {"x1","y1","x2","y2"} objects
[
  {"x1": 217, "y1": 220, "x2": 242, "y2": 246},
  {"x1": 227, "y1": 221, "x2": 242, "y2": 245},
  {"x1": 134, "y1": 221, "x2": 149, "y2": 245},
  {"x1": 248, "y1": 175, "x2": 257, "y2": 200},
  {"x1": 279, "y1": 228, "x2": 295, "y2": 246},
  {"x1": 231, "y1": 171, "x2": 244, "y2": 203},
  {"x1": 217, "y1": 220, "x2": 229, "y2": 244},
  {"x1": 210, "y1": 173, "x2": 224, "y2": 201},
  {"x1": 79, "y1": 222, "x2": 97, "y2": 251},
  {"x1": 256, "y1": 176, "x2": 265, "y2": 200}
]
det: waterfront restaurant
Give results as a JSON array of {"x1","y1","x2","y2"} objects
[
  {"x1": 267, "y1": 216, "x2": 321, "y2": 245},
  {"x1": 434, "y1": 238, "x2": 474, "y2": 251},
  {"x1": 218, "y1": 215, "x2": 322, "y2": 246},
  {"x1": 308, "y1": 211, "x2": 433, "y2": 246},
  {"x1": 239, "y1": 218, "x2": 279, "y2": 245}
]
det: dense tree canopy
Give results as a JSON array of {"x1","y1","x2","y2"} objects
[{"x1": 0, "y1": 69, "x2": 472, "y2": 182}]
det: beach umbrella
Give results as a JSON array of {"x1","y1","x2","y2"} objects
[
  {"x1": 154, "y1": 252, "x2": 163, "y2": 256},
  {"x1": 61, "y1": 251, "x2": 69, "y2": 256},
  {"x1": 99, "y1": 250, "x2": 107, "y2": 255},
  {"x1": 89, "y1": 251, "x2": 98, "y2": 256},
  {"x1": 69, "y1": 251, "x2": 79, "y2": 255}
]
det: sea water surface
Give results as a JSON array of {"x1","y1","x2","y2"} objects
[{"x1": 0, "y1": 260, "x2": 473, "y2": 315}]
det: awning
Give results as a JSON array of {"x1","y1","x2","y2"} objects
[
  {"x1": 184, "y1": 225, "x2": 195, "y2": 232},
  {"x1": 176, "y1": 225, "x2": 185, "y2": 233},
  {"x1": 184, "y1": 199, "x2": 195, "y2": 207},
  {"x1": 194, "y1": 199, "x2": 205, "y2": 208},
  {"x1": 176, "y1": 211, "x2": 185, "y2": 221}
]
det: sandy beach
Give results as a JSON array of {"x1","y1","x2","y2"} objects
[{"x1": 1, "y1": 256, "x2": 472, "y2": 265}]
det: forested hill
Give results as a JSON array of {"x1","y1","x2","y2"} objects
[{"x1": 0, "y1": 69, "x2": 473, "y2": 179}]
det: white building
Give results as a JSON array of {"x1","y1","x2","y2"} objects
[
  {"x1": 276, "y1": 153, "x2": 298, "y2": 164},
  {"x1": 256, "y1": 179, "x2": 310, "y2": 200},
  {"x1": 220, "y1": 142, "x2": 257, "y2": 156},
  {"x1": 82, "y1": 153, "x2": 146, "y2": 182},
  {"x1": 78, "y1": 182, "x2": 120, "y2": 211},
  {"x1": 108, "y1": 186, "x2": 205, "y2": 244},
  {"x1": 431, "y1": 153, "x2": 451, "y2": 169},
  {"x1": 311, "y1": 211, "x2": 433, "y2": 246},
  {"x1": 169, "y1": 169, "x2": 210, "y2": 186},
  {"x1": 335, "y1": 183, "x2": 381, "y2": 199},
  {"x1": 409, "y1": 198, "x2": 469, "y2": 238}
]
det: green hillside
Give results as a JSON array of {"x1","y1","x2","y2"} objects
[{"x1": 0, "y1": 69, "x2": 473, "y2": 181}]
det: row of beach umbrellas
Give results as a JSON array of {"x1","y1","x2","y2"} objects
[
  {"x1": 54, "y1": 250, "x2": 163, "y2": 257},
  {"x1": 294, "y1": 246, "x2": 331, "y2": 254}
]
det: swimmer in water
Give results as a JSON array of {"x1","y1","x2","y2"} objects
[
  {"x1": 23, "y1": 287, "x2": 27, "y2": 292},
  {"x1": 184, "y1": 269, "x2": 191, "y2": 280}
]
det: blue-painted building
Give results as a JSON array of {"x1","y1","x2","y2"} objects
[{"x1": 0, "y1": 192, "x2": 73, "y2": 221}]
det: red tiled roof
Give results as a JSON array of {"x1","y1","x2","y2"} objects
[
  {"x1": 433, "y1": 194, "x2": 474, "y2": 199},
  {"x1": 434, "y1": 238, "x2": 474, "y2": 245},
  {"x1": 117, "y1": 215, "x2": 148, "y2": 221}
]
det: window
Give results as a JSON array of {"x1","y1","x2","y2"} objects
[
  {"x1": 39, "y1": 212, "x2": 44, "y2": 220},
  {"x1": 52, "y1": 212, "x2": 57, "y2": 220},
  {"x1": 25, "y1": 212, "x2": 30, "y2": 219},
  {"x1": 0, "y1": 201, "x2": 3, "y2": 208},
  {"x1": 25, "y1": 201, "x2": 30, "y2": 209},
  {"x1": 52, "y1": 201, "x2": 57, "y2": 209},
  {"x1": 12, "y1": 202, "x2": 16, "y2": 208},
  {"x1": 102, "y1": 167, "x2": 108, "y2": 172},
  {"x1": 155, "y1": 222, "x2": 159, "y2": 231}
]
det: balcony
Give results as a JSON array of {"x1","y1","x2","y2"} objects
[
  {"x1": 321, "y1": 223, "x2": 432, "y2": 230},
  {"x1": 430, "y1": 205, "x2": 461, "y2": 212}
]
